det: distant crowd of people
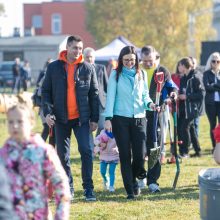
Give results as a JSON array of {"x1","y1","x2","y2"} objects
[
  {"x1": 12, "y1": 57, "x2": 31, "y2": 94},
  {"x1": 0, "y1": 34, "x2": 220, "y2": 219}
]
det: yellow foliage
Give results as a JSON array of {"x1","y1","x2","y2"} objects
[{"x1": 86, "y1": 0, "x2": 215, "y2": 71}]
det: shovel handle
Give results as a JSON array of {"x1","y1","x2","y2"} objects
[{"x1": 154, "y1": 72, "x2": 164, "y2": 92}]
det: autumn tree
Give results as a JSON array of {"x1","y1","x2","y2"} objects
[{"x1": 85, "y1": 0, "x2": 215, "y2": 70}]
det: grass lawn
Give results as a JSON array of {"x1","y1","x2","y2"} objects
[{"x1": 0, "y1": 109, "x2": 218, "y2": 220}]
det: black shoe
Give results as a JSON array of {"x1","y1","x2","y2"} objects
[
  {"x1": 127, "y1": 194, "x2": 135, "y2": 200},
  {"x1": 190, "y1": 152, "x2": 201, "y2": 158},
  {"x1": 84, "y1": 189, "x2": 96, "y2": 201}
]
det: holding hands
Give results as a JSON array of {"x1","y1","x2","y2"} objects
[{"x1": 104, "y1": 120, "x2": 112, "y2": 133}]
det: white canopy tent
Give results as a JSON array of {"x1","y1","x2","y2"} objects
[
  {"x1": 59, "y1": 36, "x2": 68, "y2": 53},
  {"x1": 95, "y1": 36, "x2": 140, "y2": 61}
]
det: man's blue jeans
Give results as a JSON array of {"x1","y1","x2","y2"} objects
[{"x1": 55, "y1": 119, "x2": 93, "y2": 193}]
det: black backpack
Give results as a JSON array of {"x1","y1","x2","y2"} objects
[{"x1": 32, "y1": 71, "x2": 45, "y2": 107}]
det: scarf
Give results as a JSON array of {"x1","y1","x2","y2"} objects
[{"x1": 122, "y1": 66, "x2": 136, "y2": 87}]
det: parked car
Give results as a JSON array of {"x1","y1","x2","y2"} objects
[{"x1": 0, "y1": 61, "x2": 14, "y2": 89}]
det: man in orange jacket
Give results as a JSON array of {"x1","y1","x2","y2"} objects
[{"x1": 42, "y1": 35, "x2": 99, "y2": 201}]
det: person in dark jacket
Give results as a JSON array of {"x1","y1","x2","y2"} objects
[
  {"x1": 203, "y1": 52, "x2": 220, "y2": 152},
  {"x1": 41, "y1": 35, "x2": 99, "y2": 201},
  {"x1": 20, "y1": 60, "x2": 31, "y2": 91},
  {"x1": 12, "y1": 57, "x2": 22, "y2": 94},
  {"x1": 35, "y1": 58, "x2": 55, "y2": 147},
  {"x1": 140, "y1": 45, "x2": 177, "y2": 193},
  {"x1": 83, "y1": 47, "x2": 108, "y2": 151},
  {"x1": 178, "y1": 57, "x2": 204, "y2": 157}
]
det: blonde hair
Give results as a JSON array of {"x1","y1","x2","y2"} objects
[
  {"x1": 7, "y1": 102, "x2": 35, "y2": 126},
  {"x1": 205, "y1": 52, "x2": 220, "y2": 71}
]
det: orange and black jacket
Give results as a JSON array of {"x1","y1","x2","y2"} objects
[{"x1": 41, "y1": 58, "x2": 99, "y2": 124}]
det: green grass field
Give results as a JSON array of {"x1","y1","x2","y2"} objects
[{"x1": 0, "y1": 110, "x2": 217, "y2": 220}]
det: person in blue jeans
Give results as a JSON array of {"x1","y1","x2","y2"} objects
[
  {"x1": 94, "y1": 129, "x2": 119, "y2": 192},
  {"x1": 42, "y1": 35, "x2": 99, "y2": 201}
]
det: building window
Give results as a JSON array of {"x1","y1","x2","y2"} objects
[
  {"x1": 3, "y1": 51, "x2": 24, "y2": 61},
  {"x1": 51, "y1": 14, "x2": 62, "y2": 35},
  {"x1": 32, "y1": 15, "x2": 42, "y2": 29}
]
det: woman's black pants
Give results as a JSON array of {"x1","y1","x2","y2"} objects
[{"x1": 112, "y1": 116, "x2": 147, "y2": 195}]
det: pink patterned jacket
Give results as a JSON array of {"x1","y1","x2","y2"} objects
[{"x1": 0, "y1": 134, "x2": 70, "y2": 220}]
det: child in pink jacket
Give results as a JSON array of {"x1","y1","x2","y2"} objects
[
  {"x1": 94, "y1": 130, "x2": 119, "y2": 192},
  {"x1": 0, "y1": 103, "x2": 70, "y2": 220}
]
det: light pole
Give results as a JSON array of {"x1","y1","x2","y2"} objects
[{"x1": 188, "y1": 5, "x2": 220, "y2": 58}]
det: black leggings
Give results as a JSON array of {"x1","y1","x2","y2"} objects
[
  {"x1": 112, "y1": 116, "x2": 146, "y2": 195},
  {"x1": 179, "y1": 118, "x2": 200, "y2": 155},
  {"x1": 205, "y1": 102, "x2": 220, "y2": 148}
]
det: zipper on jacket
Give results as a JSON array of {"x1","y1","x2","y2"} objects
[
  {"x1": 74, "y1": 64, "x2": 81, "y2": 126},
  {"x1": 63, "y1": 62, "x2": 68, "y2": 123},
  {"x1": 185, "y1": 80, "x2": 189, "y2": 119}
]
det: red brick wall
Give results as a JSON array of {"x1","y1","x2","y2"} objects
[
  {"x1": 23, "y1": 4, "x2": 42, "y2": 35},
  {"x1": 23, "y1": 2, "x2": 95, "y2": 48}
]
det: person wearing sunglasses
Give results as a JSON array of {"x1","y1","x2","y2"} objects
[
  {"x1": 203, "y1": 52, "x2": 220, "y2": 152},
  {"x1": 104, "y1": 46, "x2": 157, "y2": 199}
]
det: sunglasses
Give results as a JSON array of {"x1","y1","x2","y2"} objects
[{"x1": 211, "y1": 60, "x2": 220, "y2": 64}]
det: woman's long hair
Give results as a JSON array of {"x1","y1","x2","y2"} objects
[
  {"x1": 205, "y1": 52, "x2": 220, "y2": 71},
  {"x1": 116, "y1": 46, "x2": 139, "y2": 81}
]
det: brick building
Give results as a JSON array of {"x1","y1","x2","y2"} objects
[{"x1": 23, "y1": 0, "x2": 95, "y2": 48}]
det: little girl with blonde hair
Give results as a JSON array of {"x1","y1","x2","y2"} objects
[
  {"x1": 94, "y1": 130, "x2": 119, "y2": 192},
  {"x1": 0, "y1": 103, "x2": 70, "y2": 220}
]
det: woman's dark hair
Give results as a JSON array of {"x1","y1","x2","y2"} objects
[
  {"x1": 179, "y1": 57, "x2": 193, "y2": 69},
  {"x1": 116, "y1": 46, "x2": 139, "y2": 81}
]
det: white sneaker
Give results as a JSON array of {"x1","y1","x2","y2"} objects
[
  {"x1": 103, "y1": 180, "x2": 109, "y2": 190},
  {"x1": 148, "y1": 183, "x2": 161, "y2": 193},
  {"x1": 109, "y1": 186, "x2": 115, "y2": 192},
  {"x1": 70, "y1": 192, "x2": 74, "y2": 202},
  {"x1": 138, "y1": 178, "x2": 147, "y2": 189}
]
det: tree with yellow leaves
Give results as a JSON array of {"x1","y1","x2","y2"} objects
[{"x1": 86, "y1": 0, "x2": 216, "y2": 70}]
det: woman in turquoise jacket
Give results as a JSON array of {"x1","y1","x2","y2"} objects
[{"x1": 104, "y1": 46, "x2": 156, "y2": 199}]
